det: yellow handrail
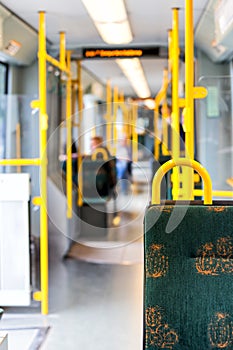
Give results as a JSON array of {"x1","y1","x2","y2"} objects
[
  {"x1": 1, "y1": 11, "x2": 73, "y2": 315},
  {"x1": 132, "y1": 102, "x2": 138, "y2": 162},
  {"x1": 0, "y1": 158, "x2": 41, "y2": 166},
  {"x1": 77, "y1": 60, "x2": 83, "y2": 207},
  {"x1": 171, "y1": 8, "x2": 180, "y2": 200},
  {"x1": 33, "y1": 12, "x2": 72, "y2": 315},
  {"x1": 66, "y1": 50, "x2": 72, "y2": 218},
  {"x1": 92, "y1": 147, "x2": 109, "y2": 161},
  {"x1": 168, "y1": 29, "x2": 173, "y2": 73},
  {"x1": 37, "y1": 11, "x2": 49, "y2": 315},
  {"x1": 105, "y1": 80, "x2": 112, "y2": 152},
  {"x1": 152, "y1": 158, "x2": 212, "y2": 205},
  {"x1": 154, "y1": 68, "x2": 169, "y2": 160},
  {"x1": 16, "y1": 123, "x2": 21, "y2": 173},
  {"x1": 113, "y1": 86, "x2": 118, "y2": 156},
  {"x1": 193, "y1": 190, "x2": 233, "y2": 198},
  {"x1": 45, "y1": 53, "x2": 70, "y2": 74}
]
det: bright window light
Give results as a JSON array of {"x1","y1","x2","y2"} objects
[
  {"x1": 81, "y1": 0, "x2": 133, "y2": 44},
  {"x1": 116, "y1": 58, "x2": 151, "y2": 98}
]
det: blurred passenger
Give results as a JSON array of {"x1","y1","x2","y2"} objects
[
  {"x1": 90, "y1": 136, "x2": 110, "y2": 157},
  {"x1": 116, "y1": 135, "x2": 132, "y2": 195},
  {"x1": 90, "y1": 135, "x2": 116, "y2": 198}
]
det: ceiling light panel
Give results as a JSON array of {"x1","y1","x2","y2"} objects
[
  {"x1": 116, "y1": 58, "x2": 151, "y2": 98},
  {"x1": 81, "y1": 0, "x2": 127, "y2": 22},
  {"x1": 81, "y1": 0, "x2": 133, "y2": 44},
  {"x1": 96, "y1": 21, "x2": 132, "y2": 44}
]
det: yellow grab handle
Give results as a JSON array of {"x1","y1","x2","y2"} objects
[
  {"x1": 91, "y1": 147, "x2": 108, "y2": 161},
  {"x1": 152, "y1": 158, "x2": 212, "y2": 205}
]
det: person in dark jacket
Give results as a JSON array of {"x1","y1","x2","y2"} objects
[{"x1": 90, "y1": 136, "x2": 116, "y2": 197}]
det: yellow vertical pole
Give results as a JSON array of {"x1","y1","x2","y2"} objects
[
  {"x1": 171, "y1": 8, "x2": 180, "y2": 200},
  {"x1": 106, "y1": 80, "x2": 112, "y2": 150},
  {"x1": 184, "y1": 0, "x2": 194, "y2": 199},
  {"x1": 125, "y1": 106, "x2": 130, "y2": 145},
  {"x1": 77, "y1": 61, "x2": 83, "y2": 123},
  {"x1": 119, "y1": 91, "x2": 126, "y2": 135},
  {"x1": 77, "y1": 60, "x2": 83, "y2": 207},
  {"x1": 168, "y1": 29, "x2": 173, "y2": 73},
  {"x1": 38, "y1": 11, "x2": 49, "y2": 315},
  {"x1": 71, "y1": 83, "x2": 76, "y2": 125},
  {"x1": 113, "y1": 86, "x2": 118, "y2": 156},
  {"x1": 122, "y1": 94, "x2": 128, "y2": 138},
  {"x1": 153, "y1": 104, "x2": 159, "y2": 160},
  {"x1": 16, "y1": 123, "x2": 21, "y2": 173},
  {"x1": 132, "y1": 102, "x2": 138, "y2": 162},
  {"x1": 161, "y1": 102, "x2": 169, "y2": 155},
  {"x1": 66, "y1": 50, "x2": 72, "y2": 218},
  {"x1": 59, "y1": 32, "x2": 66, "y2": 69},
  {"x1": 154, "y1": 68, "x2": 169, "y2": 160}
]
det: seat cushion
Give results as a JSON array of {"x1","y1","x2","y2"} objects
[{"x1": 144, "y1": 203, "x2": 233, "y2": 349}]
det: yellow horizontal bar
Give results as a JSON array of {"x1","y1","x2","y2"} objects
[
  {"x1": 194, "y1": 189, "x2": 233, "y2": 198},
  {"x1": 0, "y1": 158, "x2": 41, "y2": 166},
  {"x1": 45, "y1": 54, "x2": 70, "y2": 74}
]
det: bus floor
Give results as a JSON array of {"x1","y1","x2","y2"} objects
[{"x1": 0, "y1": 160, "x2": 151, "y2": 350}]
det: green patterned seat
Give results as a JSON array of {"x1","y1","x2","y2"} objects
[{"x1": 144, "y1": 201, "x2": 233, "y2": 349}]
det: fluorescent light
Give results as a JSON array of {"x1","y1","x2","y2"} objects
[
  {"x1": 116, "y1": 58, "x2": 151, "y2": 98},
  {"x1": 144, "y1": 99, "x2": 155, "y2": 109},
  {"x1": 95, "y1": 21, "x2": 132, "y2": 45},
  {"x1": 81, "y1": 0, "x2": 133, "y2": 44},
  {"x1": 81, "y1": 0, "x2": 127, "y2": 22}
]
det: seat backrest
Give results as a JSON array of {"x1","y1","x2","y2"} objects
[
  {"x1": 144, "y1": 202, "x2": 233, "y2": 349},
  {"x1": 144, "y1": 158, "x2": 233, "y2": 349},
  {"x1": 82, "y1": 156, "x2": 116, "y2": 201}
]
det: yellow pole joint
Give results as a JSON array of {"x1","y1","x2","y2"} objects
[
  {"x1": 193, "y1": 86, "x2": 208, "y2": 99},
  {"x1": 33, "y1": 291, "x2": 42, "y2": 302},
  {"x1": 32, "y1": 197, "x2": 42, "y2": 206},
  {"x1": 31, "y1": 100, "x2": 40, "y2": 109}
]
